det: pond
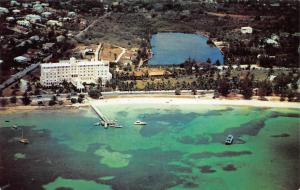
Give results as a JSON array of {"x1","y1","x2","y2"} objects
[{"x1": 148, "y1": 32, "x2": 224, "y2": 65}]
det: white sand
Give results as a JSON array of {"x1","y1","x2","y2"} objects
[{"x1": 91, "y1": 97, "x2": 300, "y2": 109}]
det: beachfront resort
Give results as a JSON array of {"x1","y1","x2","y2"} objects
[
  {"x1": 40, "y1": 57, "x2": 112, "y2": 90},
  {"x1": 0, "y1": 0, "x2": 299, "y2": 190}
]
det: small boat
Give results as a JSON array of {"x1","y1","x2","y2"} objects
[
  {"x1": 100, "y1": 121, "x2": 105, "y2": 126},
  {"x1": 114, "y1": 125, "x2": 123, "y2": 128},
  {"x1": 94, "y1": 122, "x2": 100, "y2": 126},
  {"x1": 19, "y1": 129, "x2": 29, "y2": 144},
  {"x1": 12, "y1": 124, "x2": 18, "y2": 129},
  {"x1": 225, "y1": 135, "x2": 234, "y2": 145},
  {"x1": 104, "y1": 123, "x2": 109, "y2": 129},
  {"x1": 19, "y1": 138, "x2": 30, "y2": 144},
  {"x1": 134, "y1": 120, "x2": 147, "y2": 125}
]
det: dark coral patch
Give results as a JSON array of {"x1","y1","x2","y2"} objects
[
  {"x1": 200, "y1": 107, "x2": 234, "y2": 117},
  {"x1": 222, "y1": 164, "x2": 237, "y2": 171},
  {"x1": 189, "y1": 151, "x2": 252, "y2": 159},
  {"x1": 271, "y1": 133, "x2": 290, "y2": 138},
  {"x1": 56, "y1": 188, "x2": 74, "y2": 190},
  {"x1": 210, "y1": 118, "x2": 266, "y2": 143},
  {"x1": 269, "y1": 112, "x2": 300, "y2": 119},
  {"x1": 199, "y1": 165, "x2": 216, "y2": 173},
  {"x1": 183, "y1": 182, "x2": 199, "y2": 188},
  {"x1": 178, "y1": 135, "x2": 210, "y2": 145},
  {"x1": 169, "y1": 165, "x2": 193, "y2": 173}
]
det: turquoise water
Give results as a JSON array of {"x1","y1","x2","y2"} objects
[
  {"x1": 0, "y1": 104, "x2": 299, "y2": 190},
  {"x1": 148, "y1": 33, "x2": 224, "y2": 65}
]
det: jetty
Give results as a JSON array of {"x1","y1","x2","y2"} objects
[{"x1": 90, "y1": 103, "x2": 120, "y2": 128}]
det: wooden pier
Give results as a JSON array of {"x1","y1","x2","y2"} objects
[
  {"x1": 90, "y1": 104, "x2": 120, "y2": 128},
  {"x1": 90, "y1": 104, "x2": 110, "y2": 123}
]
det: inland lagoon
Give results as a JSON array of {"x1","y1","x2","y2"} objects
[
  {"x1": 0, "y1": 101, "x2": 299, "y2": 190},
  {"x1": 148, "y1": 33, "x2": 224, "y2": 65}
]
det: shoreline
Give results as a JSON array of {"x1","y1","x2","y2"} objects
[
  {"x1": 0, "y1": 104, "x2": 90, "y2": 115},
  {"x1": 0, "y1": 96, "x2": 299, "y2": 115},
  {"x1": 93, "y1": 97, "x2": 300, "y2": 109}
]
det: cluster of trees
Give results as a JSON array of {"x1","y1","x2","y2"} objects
[
  {"x1": 88, "y1": 90, "x2": 102, "y2": 99},
  {"x1": 216, "y1": 71, "x2": 299, "y2": 101},
  {"x1": 113, "y1": 60, "x2": 299, "y2": 101}
]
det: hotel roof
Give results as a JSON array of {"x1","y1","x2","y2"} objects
[{"x1": 41, "y1": 60, "x2": 109, "y2": 67}]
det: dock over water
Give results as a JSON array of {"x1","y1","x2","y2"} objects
[{"x1": 90, "y1": 104, "x2": 110, "y2": 123}]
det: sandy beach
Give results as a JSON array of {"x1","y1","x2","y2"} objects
[
  {"x1": 92, "y1": 97, "x2": 300, "y2": 109},
  {"x1": 1, "y1": 96, "x2": 299, "y2": 115}
]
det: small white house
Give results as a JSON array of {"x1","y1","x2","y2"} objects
[
  {"x1": 12, "y1": 9, "x2": 21, "y2": 14},
  {"x1": 33, "y1": 3, "x2": 43, "y2": 13},
  {"x1": 25, "y1": 14, "x2": 41, "y2": 23},
  {"x1": 6, "y1": 16, "x2": 15, "y2": 22},
  {"x1": 56, "y1": 35, "x2": 65, "y2": 43},
  {"x1": 41, "y1": 3, "x2": 49, "y2": 7},
  {"x1": 10, "y1": 0, "x2": 20, "y2": 7},
  {"x1": 17, "y1": 20, "x2": 31, "y2": 27},
  {"x1": 29, "y1": 35, "x2": 40, "y2": 42},
  {"x1": 22, "y1": 3, "x2": 31, "y2": 8},
  {"x1": 14, "y1": 56, "x2": 29, "y2": 63},
  {"x1": 241, "y1": 26, "x2": 253, "y2": 34},
  {"x1": 0, "y1": 7, "x2": 9, "y2": 15},
  {"x1": 67, "y1": 11, "x2": 76, "y2": 17},
  {"x1": 47, "y1": 20, "x2": 63, "y2": 27},
  {"x1": 41, "y1": 11, "x2": 52, "y2": 18},
  {"x1": 265, "y1": 34, "x2": 279, "y2": 47}
]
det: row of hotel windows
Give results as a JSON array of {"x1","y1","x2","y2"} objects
[
  {"x1": 43, "y1": 73, "x2": 108, "y2": 78},
  {"x1": 42, "y1": 65, "x2": 107, "y2": 70},
  {"x1": 42, "y1": 69, "x2": 109, "y2": 73},
  {"x1": 42, "y1": 78, "x2": 109, "y2": 86}
]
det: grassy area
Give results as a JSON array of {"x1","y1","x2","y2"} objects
[{"x1": 133, "y1": 76, "x2": 196, "y2": 90}]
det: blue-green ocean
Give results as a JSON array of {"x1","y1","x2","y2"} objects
[{"x1": 0, "y1": 104, "x2": 299, "y2": 190}]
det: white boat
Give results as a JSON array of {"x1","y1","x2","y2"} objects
[
  {"x1": 94, "y1": 122, "x2": 100, "y2": 126},
  {"x1": 19, "y1": 129, "x2": 29, "y2": 144},
  {"x1": 12, "y1": 124, "x2": 18, "y2": 129},
  {"x1": 134, "y1": 120, "x2": 147, "y2": 125},
  {"x1": 225, "y1": 135, "x2": 234, "y2": 145}
]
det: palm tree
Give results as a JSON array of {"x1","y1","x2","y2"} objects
[{"x1": 10, "y1": 96, "x2": 17, "y2": 104}]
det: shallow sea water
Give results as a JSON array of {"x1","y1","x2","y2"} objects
[{"x1": 0, "y1": 104, "x2": 299, "y2": 190}]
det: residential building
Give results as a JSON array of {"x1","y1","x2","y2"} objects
[
  {"x1": 0, "y1": 7, "x2": 9, "y2": 15},
  {"x1": 14, "y1": 55, "x2": 30, "y2": 63},
  {"x1": 25, "y1": 14, "x2": 41, "y2": 23},
  {"x1": 47, "y1": 20, "x2": 63, "y2": 27},
  {"x1": 40, "y1": 57, "x2": 112, "y2": 90},
  {"x1": 240, "y1": 26, "x2": 253, "y2": 34},
  {"x1": 17, "y1": 20, "x2": 31, "y2": 27}
]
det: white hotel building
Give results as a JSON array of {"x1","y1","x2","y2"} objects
[{"x1": 40, "y1": 57, "x2": 112, "y2": 90}]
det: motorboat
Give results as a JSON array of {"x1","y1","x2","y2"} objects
[
  {"x1": 12, "y1": 124, "x2": 18, "y2": 129},
  {"x1": 225, "y1": 135, "x2": 234, "y2": 145},
  {"x1": 134, "y1": 120, "x2": 147, "y2": 125},
  {"x1": 19, "y1": 138, "x2": 30, "y2": 144}
]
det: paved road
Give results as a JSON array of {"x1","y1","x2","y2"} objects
[
  {"x1": 115, "y1": 46, "x2": 126, "y2": 63},
  {"x1": 75, "y1": 12, "x2": 111, "y2": 41},
  {"x1": 0, "y1": 63, "x2": 40, "y2": 92},
  {"x1": 95, "y1": 43, "x2": 102, "y2": 61}
]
